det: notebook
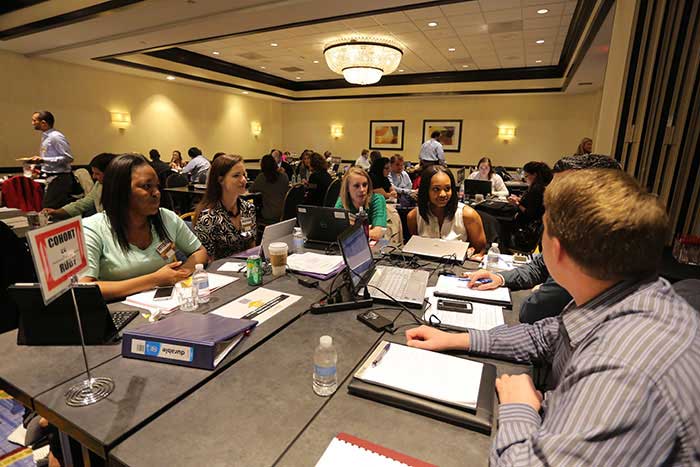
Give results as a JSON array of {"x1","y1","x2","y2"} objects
[
  {"x1": 316, "y1": 433, "x2": 436, "y2": 467},
  {"x1": 434, "y1": 275, "x2": 512, "y2": 307},
  {"x1": 423, "y1": 287, "x2": 505, "y2": 331}
]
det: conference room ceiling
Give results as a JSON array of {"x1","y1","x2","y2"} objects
[{"x1": 0, "y1": 0, "x2": 612, "y2": 100}]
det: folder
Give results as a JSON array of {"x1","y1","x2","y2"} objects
[
  {"x1": 121, "y1": 312, "x2": 256, "y2": 370},
  {"x1": 348, "y1": 341, "x2": 496, "y2": 434},
  {"x1": 434, "y1": 275, "x2": 512, "y2": 308}
]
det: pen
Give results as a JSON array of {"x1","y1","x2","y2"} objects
[
  {"x1": 474, "y1": 278, "x2": 492, "y2": 285},
  {"x1": 371, "y1": 342, "x2": 391, "y2": 367},
  {"x1": 243, "y1": 294, "x2": 289, "y2": 319}
]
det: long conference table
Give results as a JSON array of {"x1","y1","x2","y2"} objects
[{"x1": 0, "y1": 240, "x2": 530, "y2": 467}]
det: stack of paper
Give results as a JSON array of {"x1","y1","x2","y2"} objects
[
  {"x1": 3, "y1": 216, "x2": 28, "y2": 229},
  {"x1": 287, "y1": 252, "x2": 344, "y2": 279},
  {"x1": 211, "y1": 287, "x2": 301, "y2": 325},
  {"x1": 123, "y1": 273, "x2": 237, "y2": 312},
  {"x1": 423, "y1": 287, "x2": 504, "y2": 331},
  {"x1": 434, "y1": 275, "x2": 511, "y2": 306}
]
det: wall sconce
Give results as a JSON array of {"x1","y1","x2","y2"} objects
[
  {"x1": 497, "y1": 126, "x2": 516, "y2": 143},
  {"x1": 331, "y1": 124, "x2": 344, "y2": 139},
  {"x1": 250, "y1": 121, "x2": 262, "y2": 137},
  {"x1": 110, "y1": 111, "x2": 131, "y2": 129}
]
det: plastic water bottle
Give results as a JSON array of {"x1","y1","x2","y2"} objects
[
  {"x1": 292, "y1": 227, "x2": 304, "y2": 253},
  {"x1": 193, "y1": 264, "x2": 210, "y2": 304},
  {"x1": 486, "y1": 243, "x2": 500, "y2": 270},
  {"x1": 357, "y1": 206, "x2": 370, "y2": 238},
  {"x1": 313, "y1": 335, "x2": 338, "y2": 396}
]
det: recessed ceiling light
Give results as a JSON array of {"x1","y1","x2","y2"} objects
[
  {"x1": 537, "y1": 8, "x2": 549, "y2": 14},
  {"x1": 260, "y1": 66, "x2": 266, "y2": 69},
  {"x1": 535, "y1": 59, "x2": 542, "y2": 63},
  {"x1": 295, "y1": 76, "x2": 301, "y2": 80},
  {"x1": 212, "y1": 51, "x2": 220, "y2": 55},
  {"x1": 448, "y1": 47, "x2": 456, "y2": 52},
  {"x1": 313, "y1": 60, "x2": 319, "y2": 63},
  {"x1": 462, "y1": 64, "x2": 469, "y2": 68},
  {"x1": 166, "y1": 75, "x2": 176, "y2": 80},
  {"x1": 399, "y1": 69, "x2": 404, "y2": 72},
  {"x1": 536, "y1": 39, "x2": 545, "y2": 44},
  {"x1": 242, "y1": 91, "x2": 249, "y2": 94},
  {"x1": 428, "y1": 21, "x2": 438, "y2": 27},
  {"x1": 270, "y1": 42, "x2": 278, "y2": 47}
]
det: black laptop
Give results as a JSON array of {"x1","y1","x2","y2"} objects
[
  {"x1": 9, "y1": 283, "x2": 139, "y2": 345},
  {"x1": 463, "y1": 179, "x2": 492, "y2": 197},
  {"x1": 297, "y1": 205, "x2": 351, "y2": 247}
]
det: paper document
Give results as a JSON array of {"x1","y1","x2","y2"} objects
[
  {"x1": 356, "y1": 341, "x2": 483, "y2": 410},
  {"x1": 124, "y1": 273, "x2": 236, "y2": 312},
  {"x1": 424, "y1": 287, "x2": 504, "y2": 331},
  {"x1": 217, "y1": 261, "x2": 247, "y2": 273},
  {"x1": 435, "y1": 275, "x2": 511, "y2": 305},
  {"x1": 287, "y1": 252, "x2": 344, "y2": 275},
  {"x1": 4, "y1": 216, "x2": 28, "y2": 228},
  {"x1": 316, "y1": 433, "x2": 435, "y2": 467},
  {"x1": 211, "y1": 287, "x2": 301, "y2": 325},
  {"x1": 478, "y1": 254, "x2": 531, "y2": 271}
]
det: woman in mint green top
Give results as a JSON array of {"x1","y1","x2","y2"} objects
[
  {"x1": 335, "y1": 166, "x2": 387, "y2": 241},
  {"x1": 80, "y1": 154, "x2": 208, "y2": 300}
]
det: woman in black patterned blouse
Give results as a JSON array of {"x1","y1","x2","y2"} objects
[{"x1": 194, "y1": 154, "x2": 256, "y2": 260}]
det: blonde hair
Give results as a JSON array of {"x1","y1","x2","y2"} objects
[
  {"x1": 575, "y1": 137, "x2": 593, "y2": 155},
  {"x1": 544, "y1": 169, "x2": 668, "y2": 280},
  {"x1": 339, "y1": 166, "x2": 373, "y2": 210}
]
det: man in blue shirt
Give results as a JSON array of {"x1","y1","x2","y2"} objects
[
  {"x1": 418, "y1": 130, "x2": 445, "y2": 166},
  {"x1": 181, "y1": 147, "x2": 211, "y2": 184},
  {"x1": 30, "y1": 111, "x2": 81, "y2": 209}
]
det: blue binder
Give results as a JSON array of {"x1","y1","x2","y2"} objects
[{"x1": 121, "y1": 312, "x2": 257, "y2": 370}]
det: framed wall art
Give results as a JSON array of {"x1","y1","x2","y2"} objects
[
  {"x1": 369, "y1": 120, "x2": 405, "y2": 151},
  {"x1": 422, "y1": 120, "x2": 463, "y2": 152}
]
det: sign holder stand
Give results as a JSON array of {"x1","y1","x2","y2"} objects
[{"x1": 64, "y1": 276, "x2": 115, "y2": 407}]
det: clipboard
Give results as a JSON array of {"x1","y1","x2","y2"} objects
[{"x1": 348, "y1": 341, "x2": 496, "y2": 434}]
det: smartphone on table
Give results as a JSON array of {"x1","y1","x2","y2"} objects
[{"x1": 153, "y1": 286, "x2": 174, "y2": 300}]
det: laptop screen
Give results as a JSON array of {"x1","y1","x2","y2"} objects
[{"x1": 339, "y1": 225, "x2": 374, "y2": 290}]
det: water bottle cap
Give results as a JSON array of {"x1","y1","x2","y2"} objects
[
  {"x1": 320, "y1": 335, "x2": 332, "y2": 347},
  {"x1": 293, "y1": 227, "x2": 302, "y2": 234},
  {"x1": 195, "y1": 263, "x2": 204, "y2": 270},
  {"x1": 491, "y1": 243, "x2": 498, "y2": 248}
]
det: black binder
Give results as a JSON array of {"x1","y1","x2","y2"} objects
[{"x1": 348, "y1": 343, "x2": 496, "y2": 434}]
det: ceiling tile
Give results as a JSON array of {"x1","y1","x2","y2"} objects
[
  {"x1": 524, "y1": 16, "x2": 563, "y2": 30},
  {"x1": 341, "y1": 17, "x2": 380, "y2": 28},
  {"x1": 372, "y1": 11, "x2": 410, "y2": 25},
  {"x1": 564, "y1": 1, "x2": 577, "y2": 15},
  {"x1": 479, "y1": 0, "x2": 522, "y2": 12},
  {"x1": 440, "y1": 2, "x2": 482, "y2": 15},
  {"x1": 523, "y1": 3, "x2": 565, "y2": 18},
  {"x1": 447, "y1": 13, "x2": 486, "y2": 27},
  {"x1": 454, "y1": 24, "x2": 490, "y2": 36},
  {"x1": 488, "y1": 20, "x2": 523, "y2": 34},
  {"x1": 423, "y1": 28, "x2": 458, "y2": 40},
  {"x1": 484, "y1": 8, "x2": 522, "y2": 23},
  {"x1": 385, "y1": 22, "x2": 420, "y2": 33},
  {"x1": 404, "y1": 6, "x2": 444, "y2": 20}
]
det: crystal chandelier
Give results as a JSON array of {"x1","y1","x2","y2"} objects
[{"x1": 323, "y1": 37, "x2": 403, "y2": 85}]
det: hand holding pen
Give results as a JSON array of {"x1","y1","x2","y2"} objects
[{"x1": 462, "y1": 270, "x2": 503, "y2": 290}]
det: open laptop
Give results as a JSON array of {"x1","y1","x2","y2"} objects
[
  {"x1": 464, "y1": 179, "x2": 492, "y2": 197},
  {"x1": 233, "y1": 218, "x2": 297, "y2": 259},
  {"x1": 9, "y1": 283, "x2": 139, "y2": 345},
  {"x1": 402, "y1": 235, "x2": 470, "y2": 263},
  {"x1": 338, "y1": 224, "x2": 428, "y2": 308},
  {"x1": 297, "y1": 205, "x2": 351, "y2": 247}
]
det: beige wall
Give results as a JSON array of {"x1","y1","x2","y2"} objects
[
  {"x1": 282, "y1": 92, "x2": 601, "y2": 167},
  {"x1": 0, "y1": 50, "x2": 283, "y2": 167}
]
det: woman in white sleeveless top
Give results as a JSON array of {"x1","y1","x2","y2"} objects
[
  {"x1": 407, "y1": 165, "x2": 487, "y2": 259},
  {"x1": 468, "y1": 157, "x2": 509, "y2": 197}
]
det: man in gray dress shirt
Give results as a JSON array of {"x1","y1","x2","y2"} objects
[
  {"x1": 181, "y1": 147, "x2": 211, "y2": 184},
  {"x1": 407, "y1": 169, "x2": 700, "y2": 466},
  {"x1": 418, "y1": 130, "x2": 445, "y2": 166}
]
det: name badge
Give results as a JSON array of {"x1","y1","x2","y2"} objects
[
  {"x1": 156, "y1": 240, "x2": 176, "y2": 261},
  {"x1": 241, "y1": 213, "x2": 254, "y2": 236}
]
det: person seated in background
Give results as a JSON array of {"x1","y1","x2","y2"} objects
[
  {"x1": 149, "y1": 148, "x2": 171, "y2": 180},
  {"x1": 369, "y1": 157, "x2": 397, "y2": 202},
  {"x1": 296, "y1": 149, "x2": 312, "y2": 182},
  {"x1": 406, "y1": 168, "x2": 700, "y2": 466},
  {"x1": 42, "y1": 153, "x2": 116, "y2": 220},
  {"x1": 575, "y1": 137, "x2": 593, "y2": 155},
  {"x1": 305, "y1": 152, "x2": 332, "y2": 206},
  {"x1": 355, "y1": 149, "x2": 371, "y2": 170},
  {"x1": 182, "y1": 147, "x2": 211, "y2": 183},
  {"x1": 335, "y1": 167, "x2": 387, "y2": 241},
  {"x1": 388, "y1": 154, "x2": 415, "y2": 207},
  {"x1": 79, "y1": 154, "x2": 207, "y2": 300},
  {"x1": 170, "y1": 150, "x2": 185, "y2": 170},
  {"x1": 406, "y1": 164, "x2": 487, "y2": 259},
  {"x1": 508, "y1": 161, "x2": 552, "y2": 224},
  {"x1": 466, "y1": 154, "x2": 622, "y2": 324},
  {"x1": 369, "y1": 150, "x2": 382, "y2": 165},
  {"x1": 194, "y1": 155, "x2": 256, "y2": 260},
  {"x1": 251, "y1": 154, "x2": 289, "y2": 224},
  {"x1": 324, "y1": 150, "x2": 333, "y2": 163},
  {"x1": 469, "y1": 156, "x2": 509, "y2": 197},
  {"x1": 272, "y1": 148, "x2": 293, "y2": 179}
]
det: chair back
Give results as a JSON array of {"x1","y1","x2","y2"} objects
[
  {"x1": 73, "y1": 168, "x2": 94, "y2": 194},
  {"x1": 280, "y1": 185, "x2": 306, "y2": 221},
  {"x1": 384, "y1": 204, "x2": 403, "y2": 247},
  {"x1": 476, "y1": 210, "x2": 501, "y2": 246},
  {"x1": 1, "y1": 176, "x2": 43, "y2": 211},
  {"x1": 164, "y1": 173, "x2": 190, "y2": 213},
  {"x1": 323, "y1": 177, "x2": 342, "y2": 207},
  {"x1": 165, "y1": 173, "x2": 188, "y2": 187}
]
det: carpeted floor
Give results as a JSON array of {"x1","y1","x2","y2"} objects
[{"x1": 0, "y1": 391, "x2": 34, "y2": 467}]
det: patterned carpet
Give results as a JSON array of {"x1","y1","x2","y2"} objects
[{"x1": 0, "y1": 392, "x2": 34, "y2": 467}]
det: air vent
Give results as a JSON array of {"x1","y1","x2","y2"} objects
[
  {"x1": 504, "y1": 56, "x2": 520, "y2": 60},
  {"x1": 578, "y1": 81, "x2": 593, "y2": 86},
  {"x1": 489, "y1": 20, "x2": 523, "y2": 34},
  {"x1": 239, "y1": 52, "x2": 266, "y2": 60},
  {"x1": 281, "y1": 66, "x2": 304, "y2": 72}
]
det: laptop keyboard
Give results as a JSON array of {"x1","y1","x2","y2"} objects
[
  {"x1": 111, "y1": 310, "x2": 139, "y2": 331},
  {"x1": 370, "y1": 267, "x2": 412, "y2": 298}
]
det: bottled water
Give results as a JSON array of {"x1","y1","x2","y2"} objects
[
  {"x1": 486, "y1": 243, "x2": 500, "y2": 271},
  {"x1": 292, "y1": 227, "x2": 304, "y2": 253},
  {"x1": 313, "y1": 335, "x2": 337, "y2": 396},
  {"x1": 192, "y1": 264, "x2": 210, "y2": 304}
]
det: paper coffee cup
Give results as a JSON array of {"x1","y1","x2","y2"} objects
[{"x1": 268, "y1": 242, "x2": 288, "y2": 276}]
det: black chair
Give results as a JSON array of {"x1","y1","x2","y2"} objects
[
  {"x1": 280, "y1": 185, "x2": 306, "y2": 221},
  {"x1": 164, "y1": 173, "x2": 189, "y2": 213},
  {"x1": 475, "y1": 210, "x2": 501, "y2": 246},
  {"x1": 1, "y1": 221, "x2": 37, "y2": 333},
  {"x1": 323, "y1": 178, "x2": 342, "y2": 207}
]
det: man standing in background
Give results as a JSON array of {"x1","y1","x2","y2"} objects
[
  {"x1": 31, "y1": 111, "x2": 79, "y2": 208},
  {"x1": 418, "y1": 130, "x2": 445, "y2": 166}
]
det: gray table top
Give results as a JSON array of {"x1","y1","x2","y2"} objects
[{"x1": 33, "y1": 274, "x2": 325, "y2": 458}]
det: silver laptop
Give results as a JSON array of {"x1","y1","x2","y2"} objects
[
  {"x1": 339, "y1": 224, "x2": 428, "y2": 308},
  {"x1": 403, "y1": 236, "x2": 470, "y2": 263},
  {"x1": 260, "y1": 218, "x2": 297, "y2": 259}
]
